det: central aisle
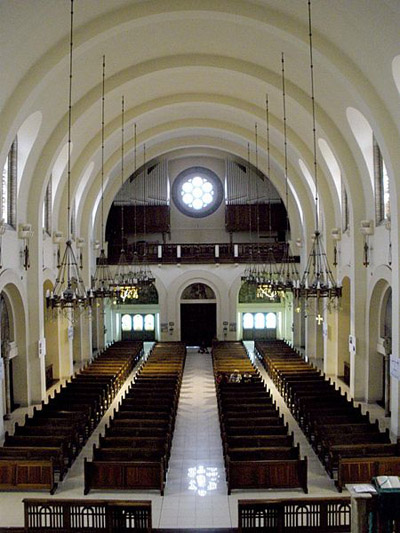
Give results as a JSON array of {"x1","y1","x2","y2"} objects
[{"x1": 158, "y1": 348, "x2": 232, "y2": 529}]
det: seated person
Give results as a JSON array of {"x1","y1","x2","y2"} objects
[
  {"x1": 229, "y1": 369, "x2": 242, "y2": 383},
  {"x1": 242, "y1": 372, "x2": 253, "y2": 383}
]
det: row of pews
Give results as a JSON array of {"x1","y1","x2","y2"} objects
[
  {"x1": 256, "y1": 340, "x2": 400, "y2": 492},
  {"x1": 0, "y1": 341, "x2": 143, "y2": 494},
  {"x1": 212, "y1": 341, "x2": 308, "y2": 494},
  {"x1": 84, "y1": 342, "x2": 186, "y2": 495}
]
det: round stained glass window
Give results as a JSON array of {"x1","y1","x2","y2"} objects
[{"x1": 172, "y1": 167, "x2": 223, "y2": 218}]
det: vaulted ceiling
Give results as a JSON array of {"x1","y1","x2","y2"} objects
[{"x1": 1, "y1": 0, "x2": 399, "y2": 242}]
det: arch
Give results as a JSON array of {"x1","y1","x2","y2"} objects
[
  {"x1": 0, "y1": 278, "x2": 29, "y2": 417},
  {"x1": 181, "y1": 283, "x2": 216, "y2": 300},
  {"x1": 318, "y1": 138, "x2": 342, "y2": 208},
  {"x1": 16, "y1": 111, "x2": 42, "y2": 195},
  {"x1": 337, "y1": 276, "x2": 351, "y2": 383},
  {"x1": 367, "y1": 278, "x2": 391, "y2": 404},
  {"x1": 166, "y1": 270, "x2": 224, "y2": 342},
  {"x1": 180, "y1": 280, "x2": 217, "y2": 346},
  {"x1": 392, "y1": 55, "x2": 400, "y2": 96},
  {"x1": 346, "y1": 107, "x2": 374, "y2": 192}
]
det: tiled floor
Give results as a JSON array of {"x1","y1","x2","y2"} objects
[{"x1": 0, "y1": 342, "x2": 390, "y2": 529}]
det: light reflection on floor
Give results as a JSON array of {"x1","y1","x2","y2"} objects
[{"x1": 187, "y1": 465, "x2": 221, "y2": 497}]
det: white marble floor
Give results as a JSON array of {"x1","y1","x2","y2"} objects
[{"x1": 0, "y1": 343, "x2": 389, "y2": 529}]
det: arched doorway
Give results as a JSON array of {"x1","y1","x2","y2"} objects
[
  {"x1": 180, "y1": 283, "x2": 216, "y2": 346},
  {"x1": 0, "y1": 286, "x2": 27, "y2": 418},
  {"x1": 337, "y1": 277, "x2": 351, "y2": 384},
  {"x1": 0, "y1": 294, "x2": 14, "y2": 418},
  {"x1": 380, "y1": 288, "x2": 392, "y2": 413},
  {"x1": 368, "y1": 280, "x2": 391, "y2": 411}
]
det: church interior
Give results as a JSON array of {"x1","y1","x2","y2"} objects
[{"x1": 0, "y1": 0, "x2": 400, "y2": 530}]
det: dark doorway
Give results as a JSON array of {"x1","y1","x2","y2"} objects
[{"x1": 181, "y1": 303, "x2": 216, "y2": 346}]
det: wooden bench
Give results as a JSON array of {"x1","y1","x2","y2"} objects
[
  {"x1": 336, "y1": 455, "x2": 400, "y2": 492},
  {"x1": 0, "y1": 340, "x2": 144, "y2": 494},
  {"x1": 327, "y1": 442, "x2": 400, "y2": 478},
  {"x1": 227, "y1": 456, "x2": 308, "y2": 494},
  {"x1": 214, "y1": 341, "x2": 308, "y2": 494},
  {"x1": 83, "y1": 342, "x2": 186, "y2": 496},
  {"x1": 0, "y1": 459, "x2": 56, "y2": 494},
  {"x1": 256, "y1": 340, "x2": 400, "y2": 494},
  {"x1": 0, "y1": 446, "x2": 66, "y2": 481}
]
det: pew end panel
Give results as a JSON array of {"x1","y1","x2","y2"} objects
[
  {"x1": 226, "y1": 457, "x2": 308, "y2": 495},
  {"x1": 84, "y1": 457, "x2": 165, "y2": 495},
  {"x1": 336, "y1": 456, "x2": 400, "y2": 492},
  {"x1": 0, "y1": 459, "x2": 57, "y2": 494}
]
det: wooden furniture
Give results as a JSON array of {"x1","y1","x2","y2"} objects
[
  {"x1": 84, "y1": 342, "x2": 186, "y2": 496},
  {"x1": 213, "y1": 341, "x2": 308, "y2": 494},
  {"x1": 24, "y1": 498, "x2": 152, "y2": 532},
  {"x1": 255, "y1": 340, "x2": 400, "y2": 492},
  {"x1": 0, "y1": 341, "x2": 143, "y2": 493},
  {"x1": 238, "y1": 497, "x2": 351, "y2": 532}
]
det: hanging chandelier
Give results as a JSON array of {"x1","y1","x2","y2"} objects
[
  {"x1": 135, "y1": 141, "x2": 155, "y2": 288},
  {"x1": 293, "y1": 0, "x2": 341, "y2": 305},
  {"x1": 256, "y1": 246, "x2": 282, "y2": 300},
  {"x1": 110, "y1": 117, "x2": 155, "y2": 305},
  {"x1": 256, "y1": 110, "x2": 281, "y2": 300},
  {"x1": 92, "y1": 55, "x2": 114, "y2": 300},
  {"x1": 111, "y1": 97, "x2": 140, "y2": 304},
  {"x1": 276, "y1": 53, "x2": 299, "y2": 294},
  {"x1": 241, "y1": 125, "x2": 282, "y2": 301},
  {"x1": 46, "y1": 0, "x2": 91, "y2": 312},
  {"x1": 241, "y1": 140, "x2": 261, "y2": 286}
]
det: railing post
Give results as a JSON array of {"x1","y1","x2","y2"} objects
[{"x1": 347, "y1": 486, "x2": 375, "y2": 533}]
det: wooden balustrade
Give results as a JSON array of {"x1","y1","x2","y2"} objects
[
  {"x1": 238, "y1": 497, "x2": 351, "y2": 532},
  {"x1": 24, "y1": 498, "x2": 152, "y2": 532},
  {"x1": 106, "y1": 241, "x2": 299, "y2": 265}
]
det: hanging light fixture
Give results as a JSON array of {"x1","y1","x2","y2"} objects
[
  {"x1": 135, "y1": 142, "x2": 155, "y2": 287},
  {"x1": 277, "y1": 53, "x2": 300, "y2": 293},
  {"x1": 255, "y1": 107, "x2": 282, "y2": 300},
  {"x1": 293, "y1": 1, "x2": 341, "y2": 309},
  {"x1": 92, "y1": 55, "x2": 114, "y2": 299},
  {"x1": 241, "y1": 141, "x2": 261, "y2": 286},
  {"x1": 46, "y1": 0, "x2": 91, "y2": 312},
  {"x1": 111, "y1": 96, "x2": 140, "y2": 303}
]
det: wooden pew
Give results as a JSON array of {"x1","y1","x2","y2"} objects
[
  {"x1": 213, "y1": 341, "x2": 308, "y2": 494},
  {"x1": 256, "y1": 340, "x2": 400, "y2": 493},
  {"x1": 84, "y1": 342, "x2": 186, "y2": 495},
  {"x1": 0, "y1": 340, "x2": 144, "y2": 493},
  {"x1": 337, "y1": 455, "x2": 400, "y2": 492},
  {"x1": 0, "y1": 459, "x2": 57, "y2": 494}
]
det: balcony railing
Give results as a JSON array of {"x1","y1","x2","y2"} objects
[{"x1": 106, "y1": 242, "x2": 299, "y2": 265}]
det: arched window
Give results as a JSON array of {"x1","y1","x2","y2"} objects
[
  {"x1": 266, "y1": 312, "x2": 277, "y2": 329},
  {"x1": 144, "y1": 314, "x2": 155, "y2": 331},
  {"x1": 243, "y1": 313, "x2": 254, "y2": 329},
  {"x1": 133, "y1": 314, "x2": 143, "y2": 331},
  {"x1": 2, "y1": 137, "x2": 17, "y2": 228},
  {"x1": 121, "y1": 314, "x2": 132, "y2": 332},
  {"x1": 254, "y1": 313, "x2": 265, "y2": 329},
  {"x1": 43, "y1": 176, "x2": 52, "y2": 235},
  {"x1": 341, "y1": 182, "x2": 349, "y2": 231},
  {"x1": 373, "y1": 136, "x2": 390, "y2": 224}
]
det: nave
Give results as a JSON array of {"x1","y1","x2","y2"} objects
[{"x1": 0, "y1": 344, "x2": 388, "y2": 530}]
